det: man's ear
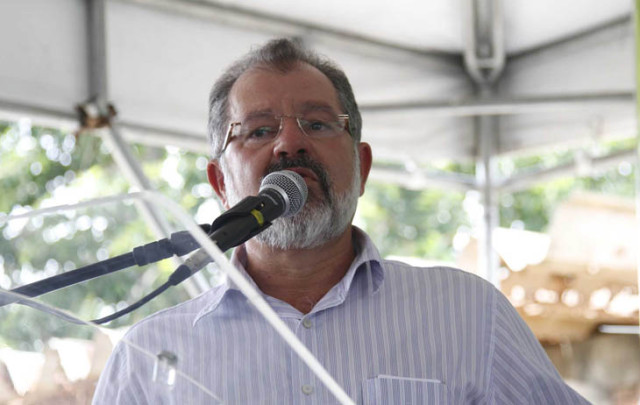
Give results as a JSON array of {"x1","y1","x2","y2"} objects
[
  {"x1": 357, "y1": 142, "x2": 372, "y2": 196},
  {"x1": 207, "y1": 160, "x2": 229, "y2": 208}
]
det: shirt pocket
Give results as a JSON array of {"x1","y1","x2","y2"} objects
[{"x1": 362, "y1": 375, "x2": 447, "y2": 405}]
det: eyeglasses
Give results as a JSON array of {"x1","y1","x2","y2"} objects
[{"x1": 221, "y1": 113, "x2": 350, "y2": 153}]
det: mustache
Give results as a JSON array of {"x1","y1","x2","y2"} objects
[{"x1": 264, "y1": 156, "x2": 331, "y2": 201}]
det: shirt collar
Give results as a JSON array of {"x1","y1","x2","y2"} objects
[
  {"x1": 322, "y1": 227, "x2": 385, "y2": 303},
  {"x1": 193, "y1": 226, "x2": 384, "y2": 325},
  {"x1": 192, "y1": 247, "x2": 254, "y2": 325}
]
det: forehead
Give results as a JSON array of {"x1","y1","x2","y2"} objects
[{"x1": 228, "y1": 62, "x2": 342, "y2": 118}]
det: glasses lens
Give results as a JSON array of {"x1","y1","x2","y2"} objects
[
  {"x1": 236, "y1": 116, "x2": 280, "y2": 147},
  {"x1": 299, "y1": 112, "x2": 345, "y2": 138}
]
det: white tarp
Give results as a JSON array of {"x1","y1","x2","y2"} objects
[{"x1": 0, "y1": 0, "x2": 634, "y2": 167}]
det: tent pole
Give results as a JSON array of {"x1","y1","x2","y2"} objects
[
  {"x1": 475, "y1": 88, "x2": 501, "y2": 285},
  {"x1": 86, "y1": 0, "x2": 207, "y2": 297},
  {"x1": 464, "y1": 0, "x2": 504, "y2": 284},
  {"x1": 633, "y1": 0, "x2": 640, "y2": 341}
]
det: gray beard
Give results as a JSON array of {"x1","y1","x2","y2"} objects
[
  {"x1": 256, "y1": 171, "x2": 360, "y2": 250},
  {"x1": 221, "y1": 154, "x2": 360, "y2": 250}
]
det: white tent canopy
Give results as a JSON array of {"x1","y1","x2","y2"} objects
[
  {"x1": 0, "y1": 0, "x2": 635, "y2": 281},
  {"x1": 1, "y1": 0, "x2": 634, "y2": 159}
]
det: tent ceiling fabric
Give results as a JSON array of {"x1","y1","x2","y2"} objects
[
  {"x1": 198, "y1": 0, "x2": 631, "y2": 55},
  {"x1": 0, "y1": 0, "x2": 634, "y2": 166}
]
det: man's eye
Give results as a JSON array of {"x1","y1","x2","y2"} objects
[
  {"x1": 307, "y1": 120, "x2": 331, "y2": 132},
  {"x1": 247, "y1": 127, "x2": 276, "y2": 140}
]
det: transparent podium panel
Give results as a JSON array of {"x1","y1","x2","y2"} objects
[
  {"x1": 0, "y1": 191, "x2": 356, "y2": 404},
  {"x1": 0, "y1": 290, "x2": 223, "y2": 404},
  {"x1": 0, "y1": 192, "x2": 225, "y2": 403}
]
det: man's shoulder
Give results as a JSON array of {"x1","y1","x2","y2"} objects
[
  {"x1": 381, "y1": 258, "x2": 488, "y2": 284},
  {"x1": 122, "y1": 286, "x2": 222, "y2": 338},
  {"x1": 378, "y1": 259, "x2": 499, "y2": 299}
]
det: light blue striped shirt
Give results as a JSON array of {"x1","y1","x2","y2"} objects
[{"x1": 93, "y1": 228, "x2": 589, "y2": 404}]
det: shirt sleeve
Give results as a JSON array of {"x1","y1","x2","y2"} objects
[
  {"x1": 92, "y1": 339, "x2": 151, "y2": 405},
  {"x1": 487, "y1": 290, "x2": 591, "y2": 404}
]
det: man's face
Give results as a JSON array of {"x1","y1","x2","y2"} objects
[{"x1": 208, "y1": 62, "x2": 371, "y2": 249}]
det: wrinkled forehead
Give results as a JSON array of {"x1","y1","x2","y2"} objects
[{"x1": 228, "y1": 62, "x2": 343, "y2": 120}]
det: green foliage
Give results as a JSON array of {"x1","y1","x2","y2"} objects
[
  {"x1": 0, "y1": 121, "x2": 212, "y2": 349},
  {"x1": 499, "y1": 140, "x2": 636, "y2": 231},
  {"x1": 358, "y1": 181, "x2": 468, "y2": 261},
  {"x1": 0, "y1": 119, "x2": 636, "y2": 351}
]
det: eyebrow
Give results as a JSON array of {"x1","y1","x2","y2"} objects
[
  {"x1": 238, "y1": 101, "x2": 340, "y2": 121},
  {"x1": 242, "y1": 109, "x2": 275, "y2": 121},
  {"x1": 299, "y1": 101, "x2": 339, "y2": 115}
]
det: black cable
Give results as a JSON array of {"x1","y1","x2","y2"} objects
[
  {"x1": 91, "y1": 280, "x2": 172, "y2": 324},
  {"x1": 90, "y1": 255, "x2": 200, "y2": 324}
]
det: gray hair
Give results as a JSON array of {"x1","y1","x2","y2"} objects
[{"x1": 207, "y1": 38, "x2": 362, "y2": 160}]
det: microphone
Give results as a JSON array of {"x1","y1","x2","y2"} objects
[
  {"x1": 168, "y1": 170, "x2": 308, "y2": 283},
  {"x1": 258, "y1": 170, "x2": 308, "y2": 218},
  {"x1": 210, "y1": 169, "x2": 308, "y2": 248}
]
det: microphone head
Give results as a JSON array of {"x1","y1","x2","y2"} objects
[{"x1": 259, "y1": 170, "x2": 308, "y2": 217}]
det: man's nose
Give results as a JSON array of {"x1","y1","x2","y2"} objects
[{"x1": 272, "y1": 117, "x2": 310, "y2": 158}]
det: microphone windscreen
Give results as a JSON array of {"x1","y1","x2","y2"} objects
[{"x1": 260, "y1": 171, "x2": 308, "y2": 217}]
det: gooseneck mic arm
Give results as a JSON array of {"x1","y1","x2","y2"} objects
[
  {"x1": 92, "y1": 170, "x2": 308, "y2": 324},
  {"x1": 0, "y1": 224, "x2": 210, "y2": 307},
  {"x1": 3, "y1": 170, "x2": 307, "y2": 320}
]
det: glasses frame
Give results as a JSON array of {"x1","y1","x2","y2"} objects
[{"x1": 220, "y1": 114, "x2": 350, "y2": 155}]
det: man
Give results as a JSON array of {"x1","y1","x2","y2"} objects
[{"x1": 94, "y1": 38, "x2": 589, "y2": 404}]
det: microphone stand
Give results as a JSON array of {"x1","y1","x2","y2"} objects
[
  {"x1": 2, "y1": 197, "x2": 276, "y2": 321},
  {"x1": 0, "y1": 224, "x2": 211, "y2": 307}
]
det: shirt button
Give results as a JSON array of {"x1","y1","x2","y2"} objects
[
  {"x1": 302, "y1": 384, "x2": 313, "y2": 395},
  {"x1": 302, "y1": 318, "x2": 312, "y2": 329}
]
